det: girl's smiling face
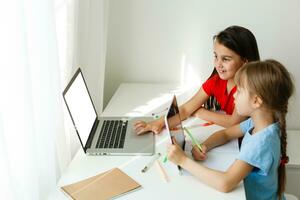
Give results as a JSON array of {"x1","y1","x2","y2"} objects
[{"x1": 213, "y1": 40, "x2": 246, "y2": 81}]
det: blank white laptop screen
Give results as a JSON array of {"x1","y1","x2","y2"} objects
[{"x1": 64, "y1": 72, "x2": 96, "y2": 145}]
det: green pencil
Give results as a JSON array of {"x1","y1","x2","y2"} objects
[
  {"x1": 183, "y1": 127, "x2": 203, "y2": 152},
  {"x1": 163, "y1": 155, "x2": 168, "y2": 163}
]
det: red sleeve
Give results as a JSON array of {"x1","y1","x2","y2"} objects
[{"x1": 202, "y1": 74, "x2": 218, "y2": 96}]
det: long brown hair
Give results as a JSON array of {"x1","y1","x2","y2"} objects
[
  {"x1": 205, "y1": 25, "x2": 260, "y2": 111},
  {"x1": 235, "y1": 59, "x2": 294, "y2": 199}
]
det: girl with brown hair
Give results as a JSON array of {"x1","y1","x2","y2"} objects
[
  {"x1": 168, "y1": 59, "x2": 294, "y2": 199},
  {"x1": 134, "y1": 25, "x2": 260, "y2": 135}
]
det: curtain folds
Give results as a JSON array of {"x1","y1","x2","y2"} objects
[{"x1": 0, "y1": 0, "x2": 78, "y2": 199}]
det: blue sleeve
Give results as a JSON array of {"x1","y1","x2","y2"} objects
[
  {"x1": 237, "y1": 139, "x2": 274, "y2": 175},
  {"x1": 239, "y1": 118, "x2": 253, "y2": 135}
]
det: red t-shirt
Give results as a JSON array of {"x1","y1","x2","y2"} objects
[{"x1": 202, "y1": 74, "x2": 236, "y2": 115}]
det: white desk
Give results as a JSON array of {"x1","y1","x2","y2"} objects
[
  {"x1": 287, "y1": 130, "x2": 300, "y2": 169},
  {"x1": 286, "y1": 130, "x2": 300, "y2": 199},
  {"x1": 49, "y1": 83, "x2": 245, "y2": 200}
]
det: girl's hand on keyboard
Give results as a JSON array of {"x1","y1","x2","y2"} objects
[{"x1": 134, "y1": 118, "x2": 164, "y2": 135}]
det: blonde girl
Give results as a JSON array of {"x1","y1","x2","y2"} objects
[{"x1": 168, "y1": 59, "x2": 294, "y2": 200}]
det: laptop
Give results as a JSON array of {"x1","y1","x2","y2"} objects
[
  {"x1": 164, "y1": 95, "x2": 186, "y2": 172},
  {"x1": 63, "y1": 68, "x2": 154, "y2": 156}
]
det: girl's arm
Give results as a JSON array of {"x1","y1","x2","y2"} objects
[
  {"x1": 135, "y1": 87, "x2": 209, "y2": 134},
  {"x1": 168, "y1": 125, "x2": 251, "y2": 192},
  {"x1": 192, "y1": 124, "x2": 244, "y2": 162},
  {"x1": 202, "y1": 123, "x2": 244, "y2": 151},
  {"x1": 178, "y1": 87, "x2": 209, "y2": 120},
  {"x1": 179, "y1": 157, "x2": 253, "y2": 192},
  {"x1": 193, "y1": 107, "x2": 246, "y2": 127}
]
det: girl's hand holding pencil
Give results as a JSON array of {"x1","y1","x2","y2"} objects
[
  {"x1": 191, "y1": 144, "x2": 207, "y2": 161},
  {"x1": 183, "y1": 127, "x2": 208, "y2": 161}
]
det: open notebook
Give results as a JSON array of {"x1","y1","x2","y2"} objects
[{"x1": 61, "y1": 168, "x2": 141, "y2": 200}]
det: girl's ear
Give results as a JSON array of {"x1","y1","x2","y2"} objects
[
  {"x1": 241, "y1": 58, "x2": 248, "y2": 67},
  {"x1": 252, "y1": 95, "x2": 263, "y2": 109}
]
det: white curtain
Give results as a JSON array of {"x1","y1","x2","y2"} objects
[{"x1": 0, "y1": 0, "x2": 78, "y2": 199}]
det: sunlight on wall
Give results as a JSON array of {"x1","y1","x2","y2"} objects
[
  {"x1": 180, "y1": 53, "x2": 202, "y2": 90},
  {"x1": 118, "y1": 53, "x2": 202, "y2": 118}
]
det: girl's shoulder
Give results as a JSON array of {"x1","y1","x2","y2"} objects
[
  {"x1": 205, "y1": 74, "x2": 225, "y2": 86},
  {"x1": 210, "y1": 74, "x2": 228, "y2": 85},
  {"x1": 208, "y1": 74, "x2": 220, "y2": 81},
  {"x1": 240, "y1": 118, "x2": 253, "y2": 134},
  {"x1": 244, "y1": 122, "x2": 281, "y2": 158}
]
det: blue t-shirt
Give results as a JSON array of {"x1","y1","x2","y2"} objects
[{"x1": 237, "y1": 118, "x2": 285, "y2": 200}]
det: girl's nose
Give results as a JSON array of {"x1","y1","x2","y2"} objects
[{"x1": 215, "y1": 60, "x2": 223, "y2": 69}]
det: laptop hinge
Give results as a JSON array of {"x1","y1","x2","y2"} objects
[{"x1": 85, "y1": 118, "x2": 99, "y2": 151}]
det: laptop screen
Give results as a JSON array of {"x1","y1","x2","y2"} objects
[
  {"x1": 165, "y1": 96, "x2": 185, "y2": 149},
  {"x1": 63, "y1": 69, "x2": 97, "y2": 146}
]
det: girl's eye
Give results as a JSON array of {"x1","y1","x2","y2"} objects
[{"x1": 223, "y1": 58, "x2": 230, "y2": 62}]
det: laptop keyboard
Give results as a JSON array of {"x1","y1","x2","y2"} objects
[{"x1": 96, "y1": 120, "x2": 128, "y2": 149}]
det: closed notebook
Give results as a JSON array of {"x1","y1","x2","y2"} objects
[{"x1": 61, "y1": 168, "x2": 141, "y2": 200}]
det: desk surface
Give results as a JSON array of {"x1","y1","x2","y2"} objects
[
  {"x1": 49, "y1": 83, "x2": 245, "y2": 200},
  {"x1": 287, "y1": 130, "x2": 300, "y2": 168}
]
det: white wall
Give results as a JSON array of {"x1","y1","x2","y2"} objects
[
  {"x1": 104, "y1": 0, "x2": 300, "y2": 129},
  {"x1": 77, "y1": 0, "x2": 108, "y2": 114},
  {"x1": 69, "y1": 0, "x2": 108, "y2": 157}
]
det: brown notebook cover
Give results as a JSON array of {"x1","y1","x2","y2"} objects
[{"x1": 61, "y1": 168, "x2": 141, "y2": 200}]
